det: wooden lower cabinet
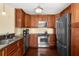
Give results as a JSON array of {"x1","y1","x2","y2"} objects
[
  {"x1": 0, "y1": 48, "x2": 7, "y2": 56},
  {"x1": 29, "y1": 34, "x2": 38, "y2": 47},
  {"x1": 0, "y1": 50, "x2": 2, "y2": 56},
  {"x1": 0, "y1": 51, "x2": 1, "y2": 56},
  {"x1": 48, "y1": 34, "x2": 56, "y2": 48},
  {"x1": 6, "y1": 41, "x2": 18, "y2": 56},
  {"x1": 71, "y1": 28, "x2": 79, "y2": 56},
  {"x1": 17, "y1": 39, "x2": 24, "y2": 56},
  {"x1": 0, "y1": 38, "x2": 24, "y2": 56}
]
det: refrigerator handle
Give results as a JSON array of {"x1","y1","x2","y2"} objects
[{"x1": 55, "y1": 20, "x2": 59, "y2": 40}]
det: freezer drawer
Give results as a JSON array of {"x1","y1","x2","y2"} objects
[{"x1": 57, "y1": 41, "x2": 68, "y2": 56}]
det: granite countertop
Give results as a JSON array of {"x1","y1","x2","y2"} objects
[{"x1": 0, "y1": 36, "x2": 23, "y2": 50}]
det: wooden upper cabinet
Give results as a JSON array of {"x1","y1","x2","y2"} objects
[
  {"x1": 47, "y1": 15, "x2": 55, "y2": 28},
  {"x1": 31, "y1": 15, "x2": 38, "y2": 28},
  {"x1": 71, "y1": 4, "x2": 79, "y2": 24},
  {"x1": 15, "y1": 9, "x2": 25, "y2": 28},
  {"x1": 25, "y1": 14, "x2": 28, "y2": 27},
  {"x1": 25, "y1": 14, "x2": 31, "y2": 28},
  {"x1": 30, "y1": 15, "x2": 55, "y2": 28}
]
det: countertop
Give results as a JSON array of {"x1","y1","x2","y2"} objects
[{"x1": 0, "y1": 36, "x2": 23, "y2": 50}]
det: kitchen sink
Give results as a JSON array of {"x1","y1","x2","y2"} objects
[{"x1": 0, "y1": 39, "x2": 14, "y2": 45}]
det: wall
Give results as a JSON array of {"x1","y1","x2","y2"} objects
[{"x1": 0, "y1": 4, "x2": 15, "y2": 35}]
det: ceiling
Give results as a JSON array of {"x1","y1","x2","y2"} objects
[{"x1": 7, "y1": 3, "x2": 71, "y2": 15}]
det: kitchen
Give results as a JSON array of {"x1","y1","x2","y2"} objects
[{"x1": 0, "y1": 3, "x2": 79, "y2": 56}]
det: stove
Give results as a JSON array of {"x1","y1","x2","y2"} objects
[{"x1": 38, "y1": 35, "x2": 49, "y2": 47}]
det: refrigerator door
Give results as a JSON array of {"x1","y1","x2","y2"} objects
[
  {"x1": 56, "y1": 13, "x2": 71, "y2": 56},
  {"x1": 56, "y1": 20, "x2": 62, "y2": 43}
]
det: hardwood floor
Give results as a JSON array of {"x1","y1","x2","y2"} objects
[{"x1": 25, "y1": 47, "x2": 60, "y2": 56}]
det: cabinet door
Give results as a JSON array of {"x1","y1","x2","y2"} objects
[
  {"x1": 31, "y1": 15, "x2": 38, "y2": 28},
  {"x1": 17, "y1": 39, "x2": 24, "y2": 56},
  {"x1": 29, "y1": 34, "x2": 38, "y2": 47},
  {"x1": 8, "y1": 49, "x2": 17, "y2": 56},
  {"x1": 0, "y1": 48, "x2": 7, "y2": 56},
  {"x1": 27, "y1": 15, "x2": 31, "y2": 28},
  {"x1": 22, "y1": 11, "x2": 25, "y2": 28},
  {"x1": 71, "y1": 28, "x2": 79, "y2": 56},
  {"x1": 11, "y1": 51, "x2": 18, "y2": 56},
  {"x1": 49, "y1": 34, "x2": 56, "y2": 47},
  {"x1": 47, "y1": 16, "x2": 55, "y2": 28},
  {"x1": 0, "y1": 50, "x2": 2, "y2": 56},
  {"x1": 25, "y1": 14, "x2": 28, "y2": 27},
  {"x1": 25, "y1": 14, "x2": 31, "y2": 28},
  {"x1": 71, "y1": 4, "x2": 79, "y2": 23},
  {"x1": 15, "y1": 9, "x2": 25, "y2": 28},
  {"x1": 6, "y1": 42, "x2": 18, "y2": 56}
]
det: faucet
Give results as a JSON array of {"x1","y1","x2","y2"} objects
[{"x1": 5, "y1": 32, "x2": 9, "y2": 39}]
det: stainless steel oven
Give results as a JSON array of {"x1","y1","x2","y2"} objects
[{"x1": 38, "y1": 35, "x2": 49, "y2": 47}]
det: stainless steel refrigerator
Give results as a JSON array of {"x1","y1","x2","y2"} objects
[{"x1": 56, "y1": 13, "x2": 71, "y2": 56}]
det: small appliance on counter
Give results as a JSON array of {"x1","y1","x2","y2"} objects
[{"x1": 23, "y1": 29, "x2": 29, "y2": 52}]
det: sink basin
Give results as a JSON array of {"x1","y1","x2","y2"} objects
[
  {"x1": 0, "y1": 40, "x2": 9, "y2": 45},
  {"x1": 0, "y1": 39, "x2": 14, "y2": 45}
]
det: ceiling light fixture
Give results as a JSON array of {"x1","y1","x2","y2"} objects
[
  {"x1": 2, "y1": 3, "x2": 6, "y2": 15},
  {"x1": 34, "y1": 5, "x2": 43, "y2": 14}
]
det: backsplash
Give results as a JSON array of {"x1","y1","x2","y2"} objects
[
  {"x1": 15, "y1": 28, "x2": 54, "y2": 35},
  {"x1": 29, "y1": 28, "x2": 54, "y2": 34},
  {"x1": 15, "y1": 28, "x2": 25, "y2": 36}
]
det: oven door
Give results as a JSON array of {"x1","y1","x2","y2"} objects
[{"x1": 38, "y1": 36, "x2": 49, "y2": 47}]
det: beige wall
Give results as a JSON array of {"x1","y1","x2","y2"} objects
[{"x1": 0, "y1": 4, "x2": 15, "y2": 35}]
